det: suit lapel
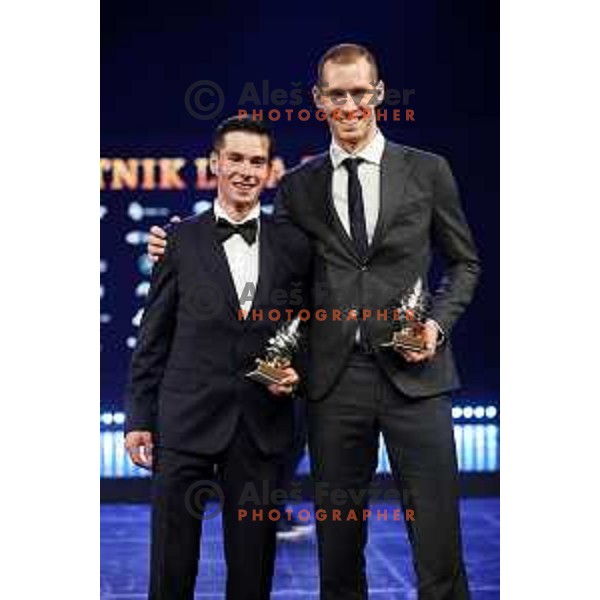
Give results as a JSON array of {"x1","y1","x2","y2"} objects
[
  {"x1": 312, "y1": 143, "x2": 414, "y2": 264},
  {"x1": 311, "y1": 154, "x2": 362, "y2": 264},
  {"x1": 251, "y1": 214, "x2": 275, "y2": 312},
  {"x1": 192, "y1": 210, "x2": 240, "y2": 317},
  {"x1": 368, "y1": 142, "x2": 413, "y2": 259}
]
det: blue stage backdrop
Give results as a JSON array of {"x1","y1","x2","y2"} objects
[{"x1": 100, "y1": 0, "x2": 499, "y2": 416}]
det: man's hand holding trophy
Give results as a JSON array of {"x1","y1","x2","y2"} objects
[
  {"x1": 246, "y1": 316, "x2": 302, "y2": 396},
  {"x1": 380, "y1": 278, "x2": 440, "y2": 364}
]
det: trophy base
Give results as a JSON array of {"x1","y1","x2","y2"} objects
[
  {"x1": 380, "y1": 331, "x2": 426, "y2": 353},
  {"x1": 246, "y1": 359, "x2": 289, "y2": 386}
]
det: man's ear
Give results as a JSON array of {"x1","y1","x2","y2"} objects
[
  {"x1": 373, "y1": 80, "x2": 385, "y2": 107},
  {"x1": 312, "y1": 84, "x2": 324, "y2": 110},
  {"x1": 209, "y1": 151, "x2": 219, "y2": 176}
]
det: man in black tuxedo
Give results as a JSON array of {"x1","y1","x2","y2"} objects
[
  {"x1": 148, "y1": 45, "x2": 480, "y2": 600},
  {"x1": 126, "y1": 116, "x2": 312, "y2": 600}
]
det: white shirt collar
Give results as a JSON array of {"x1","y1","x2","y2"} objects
[
  {"x1": 329, "y1": 128, "x2": 385, "y2": 169},
  {"x1": 213, "y1": 198, "x2": 261, "y2": 224}
]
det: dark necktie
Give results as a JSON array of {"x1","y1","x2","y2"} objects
[
  {"x1": 342, "y1": 157, "x2": 368, "y2": 260},
  {"x1": 342, "y1": 157, "x2": 372, "y2": 351},
  {"x1": 215, "y1": 217, "x2": 258, "y2": 245}
]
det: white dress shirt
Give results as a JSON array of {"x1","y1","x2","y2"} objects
[
  {"x1": 329, "y1": 130, "x2": 444, "y2": 344},
  {"x1": 329, "y1": 128, "x2": 385, "y2": 243},
  {"x1": 213, "y1": 200, "x2": 260, "y2": 317},
  {"x1": 329, "y1": 130, "x2": 385, "y2": 344}
]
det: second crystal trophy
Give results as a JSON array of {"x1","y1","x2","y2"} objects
[{"x1": 380, "y1": 278, "x2": 430, "y2": 352}]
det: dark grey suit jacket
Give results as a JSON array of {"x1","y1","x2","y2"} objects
[{"x1": 274, "y1": 141, "x2": 481, "y2": 400}]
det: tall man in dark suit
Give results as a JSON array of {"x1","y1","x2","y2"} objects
[
  {"x1": 282, "y1": 43, "x2": 479, "y2": 600},
  {"x1": 126, "y1": 116, "x2": 312, "y2": 600},
  {"x1": 148, "y1": 44, "x2": 480, "y2": 600}
]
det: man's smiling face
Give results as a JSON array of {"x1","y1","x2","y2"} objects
[
  {"x1": 212, "y1": 130, "x2": 271, "y2": 211},
  {"x1": 315, "y1": 57, "x2": 383, "y2": 150}
]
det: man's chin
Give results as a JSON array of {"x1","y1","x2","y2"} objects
[
  {"x1": 334, "y1": 126, "x2": 367, "y2": 144},
  {"x1": 230, "y1": 193, "x2": 259, "y2": 207}
]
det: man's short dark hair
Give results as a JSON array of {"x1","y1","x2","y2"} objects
[
  {"x1": 317, "y1": 43, "x2": 379, "y2": 87},
  {"x1": 212, "y1": 116, "x2": 275, "y2": 158}
]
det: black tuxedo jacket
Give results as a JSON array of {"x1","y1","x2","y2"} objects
[
  {"x1": 126, "y1": 211, "x2": 312, "y2": 456},
  {"x1": 274, "y1": 141, "x2": 481, "y2": 401}
]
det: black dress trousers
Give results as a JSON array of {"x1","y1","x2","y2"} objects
[
  {"x1": 148, "y1": 420, "x2": 284, "y2": 600},
  {"x1": 308, "y1": 352, "x2": 470, "y2": 600}
]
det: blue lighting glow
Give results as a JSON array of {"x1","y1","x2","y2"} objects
[
  {"x1": 137, "y1": 254, "x2": 153, "y2": 277},
  {"x1": 485, "y1": 406, "x2": 498, "y2": 418},
  {"x1": 100, "y1": 401, "x2": 500, "y2": 479},
  {"x1": 112, "y1": 412, "x2": 125, "y2": 425},
  {"x1": 135, "y1": 281, "x2": 150, "y2": 297},
  {"x1": 193, "y1": 200, "x2": 213, "y2": 215},
  {"x1": 132, "y1": 308, "x2": 144, "y2": 327},
  {"x1": 100, "y1": 424, "x2": 500, "y2": 478},
  {"x1": 125, "y1": 231, "x2": 149, "y2": 246},
  {"x1": 474, "y1": 406, "x2": 485, "y2": 419},
  {"x1": 101, "y1": 413, "x2": 113, "y2": 426},
  {"x1": 99, "y1": 404, "x2": 500, "y2": 428}
]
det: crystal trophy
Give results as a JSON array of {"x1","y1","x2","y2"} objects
[
  {"x1": 246, "y1": 316, "x2": 302, "y2": 385},
  {"x1": 380, "y1": 278, "x2": 430, "y2": 352}
]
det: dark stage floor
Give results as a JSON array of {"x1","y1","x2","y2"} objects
[{"x1": 101, "y1": 499, "x2": 499, "y2": 599}]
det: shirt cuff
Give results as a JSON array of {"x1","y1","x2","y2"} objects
[{"x1": 427, "y1": 319, "x2": 446, "y2": 346}]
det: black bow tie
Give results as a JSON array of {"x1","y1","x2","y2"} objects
[{"x1": 215, "y1": 217, "x2": 258, "y2": 245}]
